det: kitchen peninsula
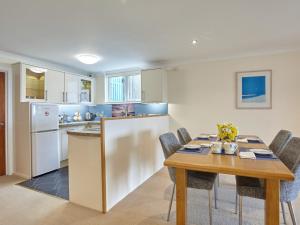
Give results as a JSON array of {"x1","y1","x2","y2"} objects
[{"x1": 67, "y1": 115, "x2": 169, "y2": 212}]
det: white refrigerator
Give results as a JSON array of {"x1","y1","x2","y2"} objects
[{"x1": 31, "y1": 103, "x2": 60, "y2": 177}]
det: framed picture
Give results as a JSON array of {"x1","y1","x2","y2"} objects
[{"x1": 236, "y1": 70, "x2": 272, "y2": 109}]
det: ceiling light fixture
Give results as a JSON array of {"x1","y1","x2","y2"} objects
[
  {"x1": 192, "y1": 39, "x2": 198, "y2": 46},
  {"x1": 76, "y1": 54, "x2": 101, "y2": 65},
  {"x1": 29, "y1": 67, "x2": 48, "y2": 73}
]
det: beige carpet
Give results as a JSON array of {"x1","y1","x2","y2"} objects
[{"x1": 0, "y1": 168, "x2": 299, "y2": 225}]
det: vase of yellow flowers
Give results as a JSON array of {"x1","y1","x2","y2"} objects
[{"x1": 217, "y1": 123, "x2": 238, "y2": 143}]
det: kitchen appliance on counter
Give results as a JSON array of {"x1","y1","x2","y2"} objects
[
  {"x1": 85, "y1": 112, "x2": 96, "y2": 121},
  {"x1": 31, "y1": 103, "x2": 60, "y2": 177}
]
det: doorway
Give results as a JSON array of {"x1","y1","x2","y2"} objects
[{"x1": 0, "y1": 72, "x2": 5, "y2": 176}]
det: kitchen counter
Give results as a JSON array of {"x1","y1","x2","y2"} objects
[
  {"x1": 59, "y1": 121, "x2": 100, "y2": 128},
  {"x1": 67, "y1": 127, "x2": 101, "y2": 137}
]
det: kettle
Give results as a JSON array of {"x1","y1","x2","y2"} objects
[{"x1": 85, "y1": 112, "x2": 92, "y2": 121}]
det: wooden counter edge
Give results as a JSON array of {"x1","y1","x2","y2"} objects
[
  {"x1": 100, "y1": 118, "x2": 107, "y2": 213},
  {"x1": 163, "y1": 160, "x2": 295, "y2": 181}
]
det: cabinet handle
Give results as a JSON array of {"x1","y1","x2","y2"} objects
[
  {"x1": 0, "y1": 122, "x2": 4, "y2": 127},
  {"x1": 66, "y1": 92, "x2": 68, "y2": 103},
  {"x1": 45, "y1": 90, "x2": 48, "y2": 101}
]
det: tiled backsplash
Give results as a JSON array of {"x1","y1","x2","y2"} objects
[{"x1": 59, "y1": 103, "x2": 168, "y2": 122}]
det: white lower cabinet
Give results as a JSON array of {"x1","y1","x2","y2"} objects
[{"x1": 59, "y1": 126, "x2": 85, "y2": 161}]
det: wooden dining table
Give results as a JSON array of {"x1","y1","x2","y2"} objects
[{"x1": 164, "y1": 136, "x2": 295, "y2": 225}]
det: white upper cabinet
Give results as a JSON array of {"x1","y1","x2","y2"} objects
[
  {"x1": 18, "y1": 63, "x2": 94, "y2": 104},
  {"x1": 64, "y1": 73, "x2": 79, "y2": 104},
  {"x1": 79, "y1": 77, "x2": 94, "y2": 104},
  {"x1": 45, "y1": 69, "x2": 65, "y2": 103},
  {"x1": 141, "y1": 69, "x2": 167, "y2": 103},
  {"x1": 21, "y1": 64, "x2": 47, "y2": 102}
]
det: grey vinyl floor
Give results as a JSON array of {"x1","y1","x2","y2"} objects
[{"x1": 18, "y1": 166, "x2": 69, "y2": 200}]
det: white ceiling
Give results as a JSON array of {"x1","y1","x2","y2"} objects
[{"x1": 0, "y1": 0, "x2": 300, "y2": 73}]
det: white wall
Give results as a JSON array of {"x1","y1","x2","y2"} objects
[
  {"x1": 167, "y1": 51, "x2": 300, "y2": 144},
  {"x1": 103, "y1": 116, "x2": 169, "y2": 211}
]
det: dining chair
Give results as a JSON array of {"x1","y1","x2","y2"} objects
[
  {"x1": 177, "y1": 127, "x2": 221, "y2": 187},
  {"x1": 234, "y1": 129, "x2": 292, "y2": 214},
  {"x1": 159, "y1": 132, "x2": 218, "y2": 225},
  {"x1": 235, "y1": 137, "x2": 300, "y2": 225},
  {"x1": 177, "y1": 128, "x2": 192, "y2": 145},
  {"x1": 269, "y1": 130, "x2": 292, "y2": 156}
]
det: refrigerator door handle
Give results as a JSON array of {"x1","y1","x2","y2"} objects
[{"x1": 32, "y1": 129, "x2": 59, "y2": 134}]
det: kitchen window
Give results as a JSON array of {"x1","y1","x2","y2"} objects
[{"x1": 105, "y1": 70, "x2": 141, "y2": 103}]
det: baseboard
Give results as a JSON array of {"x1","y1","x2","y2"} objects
[{"x1": 13, "y1": 172, "x2": 31, "y2": 179}]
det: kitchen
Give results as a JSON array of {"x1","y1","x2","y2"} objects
[{"x1": 12, "y1": 62, "x2": 169, "y2": 211}]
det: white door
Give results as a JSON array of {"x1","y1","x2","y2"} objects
[
  {"x1": 45, "y1": 69, "x2": 65, "y2": 103},
  {"x1": 32, "y1": 130, "x2": 60, "y2": 177},
  {"x1": 65, "y1": 73, "x2": 79, "y2": 104},
  {"x1": 31, "y1": 103, "x2": 59, "y2": 132}
]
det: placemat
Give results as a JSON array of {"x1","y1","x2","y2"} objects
[
  {"x1": 177, "y1": 147, "x2": 210, "y2": 155},
  {"x1": 239, "y1": 148, "x2": 278, "y2": 160}
]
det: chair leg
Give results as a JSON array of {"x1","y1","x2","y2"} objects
[
  {"x1": 208, "y1": 190, "x2": 212, "y2": 225},
  {"x1": 287, "y1": 201, "x2": 297, "y2": 225},
  {"x1": 281, "y1": 202, "x2": 287, "y2": 225},
  {"x1": 214, "y1": 182, "x2": 218, "y2": 209},
  {"x1": 239, "y1": 195, "x2": 243, "y2": 225},
  {"x1": 217, "y1": 174, "x2": 220, "y2": 187},
  {"x1": 167, "y1": 183, "x2": 176, "y2": 222},
  {"x1": 235, "y1": 191, "x2": 238, "y2": 214}
]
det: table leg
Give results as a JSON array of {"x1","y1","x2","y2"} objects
[
  {"x1": 265, "y1": 179, "x2": 280, "y2": 225},
  {"x1": 176, "y1": 168, "x2": 187, "y2": 225}
]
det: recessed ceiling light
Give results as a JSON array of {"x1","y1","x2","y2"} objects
[
  {"x1": 192, "y1": 39, "x2": 198, "y2": 46},
  {"x1": 76, "y1": 54, "x2": 101, "y2": 64}
]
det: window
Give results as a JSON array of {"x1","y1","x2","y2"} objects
[{"x1": 106, "y1": 70, "x2": 141, "y2": 103}]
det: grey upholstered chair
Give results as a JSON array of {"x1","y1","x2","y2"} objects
[
  {"x1": 177, "y1": 128, "x2": 192, "y2": 145},
  {"x1": 234, "y1": 129, "x2": 293, "y2": 213},
  {"x1": 235, "y1": 137, "x2": 300, "y2": 225},
  {"x1": 269, "y1": 130, "x2": 292, "y2": 156},
  {"x1": 159, "y1": 132, "x2": 218, "y2": 225}
]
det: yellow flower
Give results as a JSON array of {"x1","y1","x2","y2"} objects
[{"x1": 217, "y1": 123, "x2": 239, "y2": 142}]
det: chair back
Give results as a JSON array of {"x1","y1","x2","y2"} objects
[
  {"x1": 159, "y1": 132, "x2": 182, "y2": 182},
  {"x1": 177, "y1": 128, "x2": 192, "y2": 145},
  {"x1": 269, "y1": 130, "x2": 292, "y2": 156},
  {"x1": 279, "y1": 137, "x2": 300, "y2": 202}
]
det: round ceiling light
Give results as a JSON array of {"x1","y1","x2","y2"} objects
[
  {"x1": 192, "y1": 39, "x2": 198, "y2": 46},
  {"x1": 76, "y1": 54, "x2": 101, "y2": 64}
]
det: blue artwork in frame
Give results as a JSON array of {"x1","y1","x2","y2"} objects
[{"x1": 236, "y1": 70, "x2": 272, "y2": 109}]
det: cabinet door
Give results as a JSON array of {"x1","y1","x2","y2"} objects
[
  {"x1": 65, "y1": 73, "x2": 79, "y2": 104},
  {"x1": 141, "y1": 69, "x2": 167, "y2": 103},
  {"x1": 79, "y1": 77, "x2": 94, "y2": 104},
  {"x1": 21, "y1": 64, "x2": 47, "y2": 102},
  {"x1": 60, "y1": 129, "x2": 68, "y2": 161},
  {"x1": 45, "y1": 70, "x2": 65, "y2": 103}
]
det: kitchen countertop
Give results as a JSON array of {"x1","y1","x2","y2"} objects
[
  {"x1": 67, "y1": 127, "x2": 101, "y2": 137},
  {"x1": 59, "y1": 121, "x2": 100, "y2": 128}
]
